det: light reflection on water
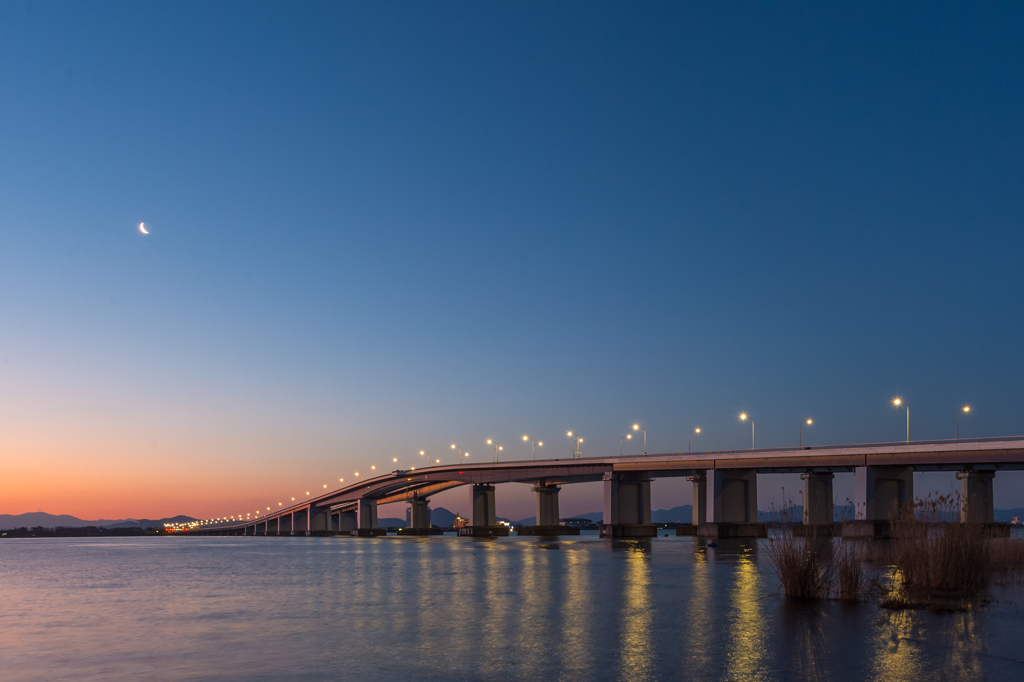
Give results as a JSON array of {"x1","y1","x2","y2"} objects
[{"x1": 1, "y1": 535, "x2": 1023, "y2": 681}]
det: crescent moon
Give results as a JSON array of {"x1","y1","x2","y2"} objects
[{"x1": 139, "y1": 222, "x2": 149, "y2": 235}]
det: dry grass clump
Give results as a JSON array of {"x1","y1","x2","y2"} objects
[
  {"x1": 764, "y1": 498, "x2": 834, "y2": 599},
  {"x1": 834, "y1": 541, "x2": 864, "y2": 601},
  {"x1": 765, "y1": 532, "x2": 834, "y2": 599},
  {"x1": 882, "y1": 493, "x2": 990, "y2": 609},
  {"x1": 990, "y1": 538, "x2": 1024, "y2": 581}
]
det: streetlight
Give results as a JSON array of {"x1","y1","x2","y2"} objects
[
  {"x1": 800, "y1": 419, "x2": 812, "y2": 447},
  {"x1": 688, "y1": 427, "x2": 701, "y2": 453},
  {"x1": 632, "y1": 424, "x2": 647, "y2": 455},
  {"x1": 451, "y1": 444, "x2": 465, "y2": 465},
  {"x1": 893, "y1": 399, "x2": 909, "y2": 442},
  {"x1": 486, "y1": 439, "x2": 503, "y2": 462},
  {"x1": 739, "y1": 413, "x2": 755, "y2": 449},
  {"x1": 420, "y1": 450, "x2": 432, "y2": 467},
  {"x1": 957, "y1": 406, "x2": 971, "y2": 441},
  {"x1": 393, "y1": 457, "x2": 404, "y2": 470},
  {"x1": 522, "y1": 435, "x2": 543, "y2": 460},
  {"x1": 567, "y1": 431, "x2": 583, "y2": 458},
  {"x1": 621, "y1": 433, "x2": 632, "y2": 456}
]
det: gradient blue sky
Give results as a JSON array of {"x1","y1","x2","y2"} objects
[{"x1": 2, "y1": 2, "x2": 1023, "y2": 520}]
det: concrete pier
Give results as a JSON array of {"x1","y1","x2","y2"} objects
[
  {"x1": 397, "y1": 497, "x2": 443, "y2": 535},
  {"x1": 309, "y1": 506, "x2": 331, "y2": 535},
  {"x1": 842, "y1": 465, "x2": 915, "y2": 539},
  {"x1": 600, "y1": 472, "x2": 656, "y2": 538},
  {"x1": 801, "y1": 472, "x2": 834, "y2": 525},
  {"x1": 690, "y1": 473, "x2": 707, "y2": 525},
  {"x1": 853, "y1": 466, "x2": 914, "y2": 520},
  {"x1": 518, "y1": 484, "x2": 579, "y2": 536},
  {"x1": 410, "y1": 497, "x2": 431, "y2": 529},
  {"x1": 338, "y1": 510, "x2": 358, "y2": 533},
  {"x1": 700, "y1": 469, "x2": 765, "y2": 538},
  {"x1": 351, "y1": 499, "x2": 384, "y2": 536},
  {"x1": 957, "y1": 470, "x2": 995, "y2": 523},
  {"x1": 461, "y1": 484, "x2": 509, "y2": 536}
]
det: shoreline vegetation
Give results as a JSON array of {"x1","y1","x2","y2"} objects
[{"x1": 765, "y1": 493, "x2": 1024, "y2": 612}]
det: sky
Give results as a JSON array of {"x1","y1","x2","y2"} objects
[{"x1": 2, "y1": 2, "x2": 1024, "y2": 522}]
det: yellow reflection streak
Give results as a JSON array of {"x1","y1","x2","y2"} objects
[
  {"x1": 559, "y1": 545, "x2": 593, "y2": 679},
  {"x1": 480, "y1": 542, "x2": 510, "y2": 679},
  {"x1": 684, "y1": 547, "x2": 714, "y2": 678},
  {"x1": 514, "y1": 545, "x2": 545, "y2": 678},
  {"x1": 725, "y1": 549, "x2": 767, "y2": 681},
  {"x1": 619, "y1": 545, "x2": 654, "y2": 681}
]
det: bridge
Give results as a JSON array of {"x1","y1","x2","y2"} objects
[{"x1": 190, "y1": 436, "x2": 1024, "y2": 538}]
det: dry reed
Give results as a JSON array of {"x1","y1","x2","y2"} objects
[
  {"x1": 764, "y1": 499, "x2": 837, "y2": 600},
  {"x1": 882, "y1": 493, "x2": 990, "y2": 609}
]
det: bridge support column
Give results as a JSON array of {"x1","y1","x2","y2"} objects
[
  {"x1": 677, "y1": 473, "x2": 707, "y2": 536},
  {"x1": 349, "y1": 499, "x2": 383, "y2": 536},
  {"x1": 692, "y1": 473, "x2": 707, "y2": 525},
  {"x1": 957, "y1": 471, "x2": 995, "y2": 523},
  {"x1": 309, "y1": 506, "x2": 330, "y2": 534},
  {"x1": 473, "y1": 484, "x2": 497, "y2": 526},
  {"x1": 600, "y1": 472, "x2": 656, "y2": 538},
  {"x1": 519, "y1": 484, "x2": 579, "y2": 536},
  {"x1": 338, "y1": 510, "x2": 357, "y2": 533},
  {"x1": 410, "y1": 497, "x2": 430, "y2": 528},
  {"x1": 535, "y1": 484, "x2": 560, "y2": 526},
  {"x1": 397, "y1": 496, "x2": 444, "y2": 535},
  {"x1": 699, "y1": 469, "x2": 765, "y2": 538},
  {"x1": 853, "y1": 466, "x2": 913, "y2": 520},
  {"x1": 801, "y1": 472, "x2": 834, "y2": 525},
  {"x1": 458, "y1": 484, "x2": 509, "y2": 536},
  {"x1": 843, "y1": 466, "x2": 914, "y2": 538}
]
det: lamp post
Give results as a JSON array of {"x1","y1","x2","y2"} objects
[
  {"x1": 567, "y1": 431, "x2": 583, "y2": 458},
  {"x1": 957, "y1": 406, "x2": 970, "y2": 441},
  {"x1": 740, "y1": 413, "x2": 754, "y2": 449},
  {"x1": 688, "y1": 427, "x2": 701, "y2": 453},
  {"x1": 621, "y1": 433, "x2": 632, "y2": 456},
  {"x1": 451, "y1": 444, "x2": 465, "y2": 465},
  {"x1": 393, "y1": 457, "x2": 404, "y2": 471},
  {"x1": 632, "y1": 424, "x2": 647, "y2": 455},
  {"x1": 486, "y1": 439, "x2": 503, "y2": 462},
  {"x1": 893, "y1": 399, "x2": 909, "y2": 442},
  {"x1": 800, "y1": 419, "x2": 812, "y2": 447},
  {"x1": 419, "y1": 450, "x2": 433, "y2": 467},
  {"x1": 523, "y1": 435, "x2": 543, "y2": 460}
]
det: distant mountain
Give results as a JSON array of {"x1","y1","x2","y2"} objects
[
  {"x1": 652, "y1": 506, "x2": 692, "y2": 524},
  {"x1": 569, "y1": 512, "x2": 604, "y2": 523},
  {"x1": 758, "y1": 505, "x2": 856, "y2": 523},
  {"x1": 0, "y1": 512, "x2": 197, "y2": 530},
  {"x1": 430, "y1": 507, "x2": 458, "y2": 527}
]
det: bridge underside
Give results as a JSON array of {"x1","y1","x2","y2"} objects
[{"x1": 199, "y1": 438, "x2": 1024, "y2": 535}]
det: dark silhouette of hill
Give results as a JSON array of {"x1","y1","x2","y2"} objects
[{"x1": 0, "y1": 512, "x2": 197, "y2": 530}]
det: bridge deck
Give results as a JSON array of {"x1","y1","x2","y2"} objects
[{"x1": 201, "y1": 436, "x2": 1024, "y2": 532}]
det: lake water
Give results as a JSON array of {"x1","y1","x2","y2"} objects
[{"x1": 2, "y1": 533, "x2": 1022, "y2": 681}]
